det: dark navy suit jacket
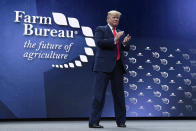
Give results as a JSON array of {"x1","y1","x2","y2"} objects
[{"x1": 93, "y1": 25, "x2": 130, "y2": 73}]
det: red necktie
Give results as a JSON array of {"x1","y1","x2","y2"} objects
[{"x1": 112, "y1": 27, "x2": 120, "y2": 60}]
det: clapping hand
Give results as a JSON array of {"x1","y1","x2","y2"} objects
[
  {"x1": 123, "y1": 34, "x2": 131, "y2": 44},
  {"x1": 115, "y1": 31, "x2": 124, "y2": 41}
]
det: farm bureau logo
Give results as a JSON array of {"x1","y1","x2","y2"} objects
[{"x1": 14, "y1": 11, "x2": 95, "y2": 68}]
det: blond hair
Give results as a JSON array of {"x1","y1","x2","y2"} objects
[{"x1": 107, "y1": 10, "x2": 122, "y2": 17}]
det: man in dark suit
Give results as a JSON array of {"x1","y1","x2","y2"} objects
[{"x1": 89, "y1": 10, "x2": 131, "y2": 128}]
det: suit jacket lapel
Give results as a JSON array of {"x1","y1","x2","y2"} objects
[{"x1": 106, "y1": 25, "x2": 114, "y2": 38}]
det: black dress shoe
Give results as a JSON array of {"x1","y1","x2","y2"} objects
[
  {"x1": 89, "y1": 123, "x2": 104, "y2": 128},
  {"x1": 117, "y1": 124, "x2": 126, "y2": 128}
]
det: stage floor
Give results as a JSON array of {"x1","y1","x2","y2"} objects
[{"x1": 0, "y1": 120, "x2": 195, "y2": 131}]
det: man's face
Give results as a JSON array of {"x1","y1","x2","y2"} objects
[{"x1": 107, "y1": 13, "x2": 120, "y2": 27}]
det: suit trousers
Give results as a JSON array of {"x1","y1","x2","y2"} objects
[{"x1": 89, "y1": 60, "x2": 126, "y2": 125}]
